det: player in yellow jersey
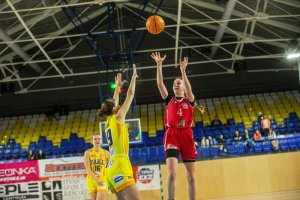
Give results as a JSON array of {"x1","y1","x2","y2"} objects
[
  {"x1": 84, "y1": 134, "x2": 110, "y2": 200},
  {"x1": 98, "y1": 65, "x2": 141, "y2": 200}
]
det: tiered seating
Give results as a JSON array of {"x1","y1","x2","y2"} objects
[{"x1": 0, "y1": 90, "x2": 300, "y2": 163}]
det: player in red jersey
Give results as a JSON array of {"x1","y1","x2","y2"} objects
[{"x1": 151, "y1": 52, "x2": 199, "y2": 200}]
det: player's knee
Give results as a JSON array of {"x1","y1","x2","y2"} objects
[
  {"x1": 167, "y1": 170, "x2": 177, "y2": 181},
  {"x1": 186, "y1": 172, "x2": 195, "y2": 184}
]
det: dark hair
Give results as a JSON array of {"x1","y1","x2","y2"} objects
[{"x1": 98, "y1": 98, "x2": 115, "y2": 118}]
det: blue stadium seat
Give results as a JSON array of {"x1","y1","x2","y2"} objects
[
  {"x1": 253, "y1": 142, "x2": 263, "y2": 153},
  {"x1": 156, "y1": 136, "x2": 163, "y2": 146},
  {"x1": 286, "y1": 122, "x2": 295, "y2": 133},
  {"x1": 278, "y1": 124, "x2": 287, "y2": 134},
  {"x1": 141, "y1": 132, "x2": 149, "y2": 147},
  {"x1": 221, "y1": 128, "x2": 230, "y2": 139},
  {"x1": 52, "y1": 146, "x2": 60, "y2": 155},
  {"x1": 44, "y1": 147, "x2": 52, "y2": 156},
  {"x1": 140, "y1": 147, "x2": 149, "y2": 164},
  {"x1": 210, "y1": 147, "x2": 219, "y2": 158},
  {"x1": 237, "y1": 144, "x2": 246, "y2": 156},
  {"x1": 70, "y1": 133, "x2": 78, "y2": 140},
  {"x1": 204, "y1": 127, "x2": 213, "y2": 138},
  {"x1": 14, "y1": 144, "x2": 21, "y2": 149},
  {"x1": 295, "y1": 121, "x2": 300, "y2": 132},
  {"x1": 84, "y1": 143, "x2": 93, "y2": 150},
  {"x1": 226, "y1": 118, "x2": 235, "y2": 126},
  {"x1": 0, "y1": 148, "x2": 4, "y2": 160},
  {"x1": 289, "y1": 112, "x2": 298, "y2": 120},
  {"x1": 19, "y1": 149, "x2": 28, "y2": 159},
  {"x1": 279, "y1": 139, "x2": 289, "y2": 151},
  {"x1": 149, "y1": 147, "x2": 158, "y2": 163},
  {"x1": 3, "y1": 149, "x2": 12, "y2": 160},
  {"x1": 227, "y1": 145, "x2": 237, "y2": 156},
  {"x1": 38, "y1": 136, "x2": 47, "y2": 144},
  {"x1": 213, "y1": 129, "x2": 222, "y2": 140},
  {"x1": 8, "y1": 139, "x2": 15, "y2": 145},
  {"x1": 296, "y1": 137, "x2": 300, "y2": 148},
  {"x1": 157, "y1": 146, "x2": 165, "y2": 163},
  {"x1": 147, "y1": 137, "x2": 157, "y2": 146},
  {"x1": 287, "y1": 138, "x2": 297, "y2": 150},
  {"x1": 129, "y1": 148, "x2": 139, "y2": 165},
  {"x1": 262, "y1": 141, "x2": 271, "y2": 153},
  {"x1": 200, "y1": 147, "x2": 210, "y2": 159},
  {"x1": 12, "y1": 149, "x2": 20, "y2": 159},
  {"x1": 195, "y1": 121, "x2": 204, "y2": 128},
  {"x1": 270, "y1": 119, "x2": 277, "y2": 125}
]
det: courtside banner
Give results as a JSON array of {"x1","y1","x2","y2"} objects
[
  {"x1": 0, "y1": 160, "x2": 39, "y2": 184},
  {"x1": 62, "y1": 176, "x2": 89, "y2": 200},
  {"x1": 0, "y1": 181, "x2": 40, "y2": 200},
  {"x1": 133, "y1": 165, "x2": 161, "y2": 191},
  {"x1": 38, "y1": 157, "x2": 86, "y2": 178}
]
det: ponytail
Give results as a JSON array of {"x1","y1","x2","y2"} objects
[
  {"x1": 194, "y1": 101, "x2": 205, "y2": 115},
  {"x1": 98, "y1": 98, "x2": 115, "y2": 118}
]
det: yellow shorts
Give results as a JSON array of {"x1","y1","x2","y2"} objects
[
  {"x1": 86, "y1": 177, "x2": 108, "y2": 194},
  {"x1": 106, "y1": 155, "x2": 136, "y2": 193}
]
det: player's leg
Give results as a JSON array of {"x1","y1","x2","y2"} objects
[
  {"x1": 163, "y1": 128, "x2": 180, "y2": 200},
  {"x1": 116, "y1": 192, "x2": 127, "y2": 200},
  {"x1": 87, "y1": 179, "x2": 97, "y2": 200},
  {"x1": 183, "y1": 161, "x2": 196, "y2": 200},
  {"x1": 166, "y1": 156, "x2": 178, "y2": 200},
  {"x1": 118, "y1": 184, "x2": 141, "y2": 200},
  {"x1": 96, "y1": 191, "x2": 107, "y2": 200},
  {"x1": 89, "y1": 192, "x2": 97, "y2": 200},
  {"x1": 181, "y1": 128, "x2": 197, "y2": 200}
]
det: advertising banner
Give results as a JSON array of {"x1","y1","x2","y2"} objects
[
  {"x1": 62, "y1": 176, "x2": 89, "y2": 200},
  {"x1": 38, "y1": 157, "x2": 86, "y2": 179},
  {"x1": 0, "y1": 160, "x2": 39, "y2": 184},
  {"x1": 134, "y1": 165, "x2": 161, "y2": 191},
  {"x1": 0, "y1": 182, "x2": 40, "y2": 200}
]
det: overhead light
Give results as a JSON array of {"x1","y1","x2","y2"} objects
[
  {"x1": 287, "y1": 53, "x2": 300, "y2": 59},
  {"x1": 286, "y1": 39, "x2": 300, "y2": 59}
]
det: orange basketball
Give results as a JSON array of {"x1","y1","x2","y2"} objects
[{"x1": 146, "y1": 15, "x2": 165, "y2": 35}]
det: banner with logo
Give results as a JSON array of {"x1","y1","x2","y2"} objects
[
  {"x1": 133, "y1": 165, "x2": 161, "y2": 190},
  {"x1": 0, "y1": 182, "x2": 40, "y2": 200},
  {"x1": 62, "y1": 176, "x2": 89, "y2": 200},
  {"x1": 38, "y1": 157, "x2": 86, "y2": 180},
  {"x1": 0, "y1": 160, "x2": 39, "y2": 184},
  {"x1": 0, "y1": 158, "x2": 161, "y2": 199}
]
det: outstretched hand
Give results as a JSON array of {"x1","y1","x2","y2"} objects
[
  {"x1": 151, "y1": 52, "x2": 166, "y2": 64},
  {"x1": 115, "y1": 73, "x2": 127, "y2": 87},
  {"x1": 198, "y1": 105, "x2": 205, "y2": 115},
  {"x1": 133, "y1": 64, "x2": 138, "y2": 79},
  {"x1": 180, "y1": 57, "x2": 188, "y2": 71}
]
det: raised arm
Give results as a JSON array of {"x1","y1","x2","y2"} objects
[
  {"x1": 180, "y1": 57, "x2": 195, "y2": 102},
  {"x1": 83, "y1": 150, "x2": 104, "y2": 186},
  {"x1": 151, "y1": 52, "x2": 168, "y2": 99},
  {"x1": 113, "y1": 73, "x2": 126, "y2": 107},
  {"x1": 116, "y1": 64, "x2": 138, "y2": 123}
]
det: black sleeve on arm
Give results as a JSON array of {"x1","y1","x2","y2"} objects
[
  {"x1": 189, "y1": 99, "x2": 196, "y2": 107},
  {"x1": 165, "y1": 95, "x2": 172, "y2": 105}
]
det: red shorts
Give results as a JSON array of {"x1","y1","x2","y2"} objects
[{"x1": 163, "y1": 127, "x2": 197, "y2": 160}]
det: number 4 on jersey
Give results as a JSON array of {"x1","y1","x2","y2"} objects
[
  {"x1": 177, "y1": 108, "x2": 183, "y2": 116},
  {"x1": 106, "y1": 129, "x2": 113, "y2": 146}
]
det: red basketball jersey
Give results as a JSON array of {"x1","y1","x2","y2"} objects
[{"x1": 164, "y1": 97, "x2": 194, "y2": 128}]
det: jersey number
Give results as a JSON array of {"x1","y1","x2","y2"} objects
[
  {"x1": 106, "y1": 129, "x2": 113, "y2": 146},
  {"x1": 177, "y1": 108, "x2": 183, "y2": 116}
]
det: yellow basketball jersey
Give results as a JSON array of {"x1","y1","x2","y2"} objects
[
  {"x1": 87, "y1": 148, "x2": 109, "y2": 180},
  {"x1": 105, "y1": 114, "x2": 129, "y2": 156}
]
